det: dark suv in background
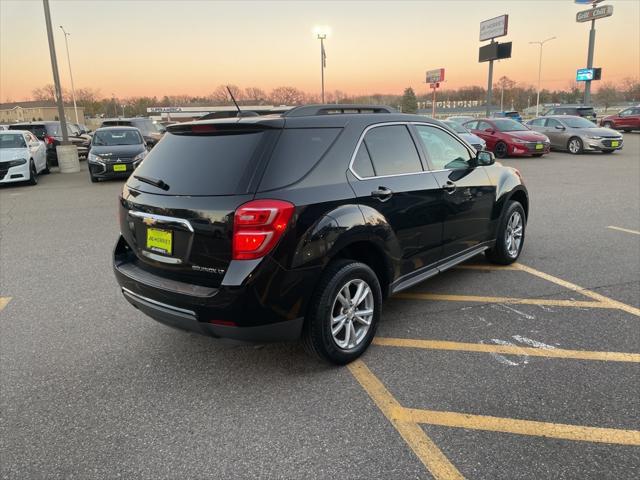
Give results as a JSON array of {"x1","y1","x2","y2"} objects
[
  {"x1": 543, "y1": 105, "x2": 597, "y2": 122},
  {"x1": 113, "y1": 104, "x2": 529, "y2": 364},
  {"x1": 8, "y1": 121, "x2": 89, "y2": 166},
  {"x1": 100, "y1": 118, "x2": 165, "y2": 148}
]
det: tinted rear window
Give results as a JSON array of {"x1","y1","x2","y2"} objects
[
  {"x1": 363, "y1": 125, "x2": 422, "y2": 176},
  {"x1": 258, "y1": 128, "x2": 340, "y2": 191},
  {"x1": 129, "y1": 131, "x2": 266, "y2": 195},
  {"x1": 9, "y1": 124, "x2": 53, "y2": 138}
]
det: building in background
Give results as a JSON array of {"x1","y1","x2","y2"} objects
[{"x1": 0, "y1": 101, "x2": 85, "y2": 124}]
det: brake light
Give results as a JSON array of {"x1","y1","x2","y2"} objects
[
  {"x1": 44, "y1": 135, "x2": 54, "y2": 146},
  {"x1": 232, "y1": 199, "x2": 294, "y2": 260}
]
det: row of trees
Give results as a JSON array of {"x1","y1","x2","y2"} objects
[{"x1": 28, "y1": 78, "x2": 640, "y2": 117}]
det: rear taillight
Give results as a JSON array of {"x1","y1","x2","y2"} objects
[
  {"x1": 232, "y1": 199, "x2": 294, "y2": 260},
  {"x1": 44, "y1": 135, "x2": 54, "y2": 146}
]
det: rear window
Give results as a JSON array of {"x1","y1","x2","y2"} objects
[
  {"x1": 9, "y1": 124, "x2": 52, "y2": 139},
  {"x1": 258, "y1": 128, "x2": 340, "y2": 191},
  {"x1": 128, "y1": 131, "x2": 266, "y2": 196}
]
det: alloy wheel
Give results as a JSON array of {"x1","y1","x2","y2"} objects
[
  {"x1": 568, "y1": 138, "x2": 582, "y2": 154},
  {"x1": 330, "y1": 279, "x2": 374, "y2": 350},
  {"x1": 495, "y1": 142, "x2": 508, "y2": 158},
  {"x1": 505, "y1": 211, "x2": 523, "y2": 258}
]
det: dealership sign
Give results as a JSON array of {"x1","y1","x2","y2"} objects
[
  {"x1": 426, "y1": 68, "x2": 445, "y2": 83},
  {"x1": 479, "y1": 14, "x2": 508, "y2": 41},
  {"x1": 147, "y1": 107, "x2": 183, "y2": 113},
  {"x1": 576, "y1": 4, "x2": 613, "y2": 22}
]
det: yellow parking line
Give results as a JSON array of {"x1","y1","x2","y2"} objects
[
  {"x1": 398, "y1": 408, "x2": 640, "y2": 446},
  {"x1": 0, "y1": 297, "x2": 11, "y2": 312},
  {"x1": 348, "y1": 360, "x2": 464, "y2": 480},
  {"x1": 455, "y1": 264, "x2": 518, "y2": 271},
  {"x1": 607, "y1": 226, "x2": 640, "y2": 236},
  {"x1": 372, "y1": 337, "x2": 640, "y2": 363},
  {"x1": 514, "y1": 263, "x2": 640, "y2": 317},
  {"x1": 395, "y1": 292, "x2": 608, "y2": 309}
]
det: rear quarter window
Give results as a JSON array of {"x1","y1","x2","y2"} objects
[{"x1": 258, "y1": 128, "x2": 341, "y2": 191}]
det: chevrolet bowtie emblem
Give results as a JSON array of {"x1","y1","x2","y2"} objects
[{"x1": 142, "y1": 217, "x2": 157, "y2": 226}]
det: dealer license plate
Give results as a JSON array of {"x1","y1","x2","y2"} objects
[{"x1": 146, "y1": 228, "x2": 172, "y2": 255}]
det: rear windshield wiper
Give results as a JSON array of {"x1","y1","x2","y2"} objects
[{"x1": 133, "y1": 174, "x2": 170, "y2": 191}]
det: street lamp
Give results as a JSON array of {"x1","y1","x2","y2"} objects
[
  {"x1": 529, "y1": 36, "x2": 556, "y2": 117},
  {"x1": 59, "y1": 25, "x2": 79, "y2": 124},
  {"x1": 313, "y1": 26, "x2": 330, "y2": 103}
]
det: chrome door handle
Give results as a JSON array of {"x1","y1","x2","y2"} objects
[
  {"x1": 371, "y1": 186, "x2": 393, "y2": 202},
  {"x1": 443, "y1": 181, "x2": 457, "y2": 194}
]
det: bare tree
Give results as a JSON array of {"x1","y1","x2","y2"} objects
[
  {"x1": 269, "y1": 86, "x2": 306, "y2": 105},
  {"x1": 209, "y1": 85, "x2": 244, "y2": 104},
  {"x1": 244, "y1": 87, "x2": 267, "y2": 103},
  {"x1": 595, "y1": 82, "x2": 621, "y2": 111}
]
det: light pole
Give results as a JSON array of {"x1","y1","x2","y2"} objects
[
  {"x1": 530, "y1": 36, "x2": 556, "y2": 117},
  {"x1": 314, "y1": 26, "x2": 330, "y2": 103},
  {"x1": 59, "y1": 25, "x2": 79, "y2": 124}
]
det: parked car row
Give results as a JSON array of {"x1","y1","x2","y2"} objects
[{"x1": 0, "y1": 130, "x2": 49, "y2": 185}]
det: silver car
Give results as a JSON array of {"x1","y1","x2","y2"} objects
[
  {"x1": 442, "y1": 120, "x2": 486, "y2": 151},
  {"x1": 527, "y1": 115, "x2": 623, "y2": 154}
]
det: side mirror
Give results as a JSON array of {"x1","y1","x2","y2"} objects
[
  {"x1": 555, "y1": 125, "x2": 566, "y2": 130},
  {"x1": 475, "y1": 150, "x2": 495, "y2": 166}
]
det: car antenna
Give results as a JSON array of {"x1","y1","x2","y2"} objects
[{"x1": 227, "y1": 86, "x2": 241, "y2": 115}]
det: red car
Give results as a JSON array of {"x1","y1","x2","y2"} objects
[
  {"x1": 600, "y1": 106, "x2": 640, "y2": 132},
  {"x1": 463, "y1": 118, "x2": 551, "y2": 158}
]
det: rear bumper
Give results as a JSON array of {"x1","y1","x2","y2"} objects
[
  {"x1": 121, "y1": 287, "x2": 303, "y2": 342},
  {"x1": 113, "y1": 235, "x2": 316, "y2": 342}
]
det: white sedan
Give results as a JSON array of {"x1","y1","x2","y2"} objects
[{"x1": 0, "y1": 130, "x2": 48, "y2": 185}]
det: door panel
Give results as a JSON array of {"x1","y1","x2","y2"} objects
[{"x1": 413, "y1": 124, "x2": 496, "y2": 259}]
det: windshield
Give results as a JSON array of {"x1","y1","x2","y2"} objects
[
  {"x1": 0, "y1": 134, "x2": 27, "y2": 148},
  {"x1": 93, "y1": 129, "x2": 143, "y2": 146},
  {"x1": 443, "y1": 121, "x2": 468, "y2": 134},
  {"x1": 493, "y1": 119, "x2": 529, "y2": 132},
  {"x1": 562, "y1": 117, "x2": 596, "y2": 128}
]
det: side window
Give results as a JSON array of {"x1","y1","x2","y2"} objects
[
  {"x1": 529, "y1": 118, "x2": 544, "y2": 127},
  {"x1": 68, "y1": 124, "x2": 79, "y2": 135},
  {"x1": 415, "y1": 125, "x2": 473, "y2": 171},
  {"x1": 546, "y1": 119, "x2": 561, "y2": 128},
  {"x1": 362, "y1": 125, "x2": 422, "y2": 176},
  {"x1": 352, "y1": 143, "x2": 375, "y2": 178},
  {"x1": 477, "y1": 121, "x2": 493, "y2": 131},
  {"x1": 465, "y1": 121, "x2": 478, "y2": 130},
  {"x1": 619, "y1": 109, "x2": 631, "y2": 117}
]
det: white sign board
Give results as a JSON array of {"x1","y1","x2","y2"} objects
[
  {"x1": 576, "y1": 5, "x2": 613, "y2": 22},
  {"x1": 479, "y1": 14, "x2": 509, "y2": 42}
]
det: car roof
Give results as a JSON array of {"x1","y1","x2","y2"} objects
[
  {"x1": 0, "y1": 129, "x2": 28, "y2": 134},
  {"x1": 11, "y1": 121, "x2": 58, "y2": 125},
  {"x1": 94, "y1": 126, "x2": 141, "y2": 131}
]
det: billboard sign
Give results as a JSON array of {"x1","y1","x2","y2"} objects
[
  {"x1": 576, "y1": 4, "x2": 613, "y2": 22},
  {"x1": 426, "y1": 68, "x2": 445, "y2": 83},
  {"x1": 478, "y1": 42, "x2": 512, "y2": 63},
  {"x1": 479, "y1": 14, "x2": 508, "y2": 41},
  {"x1": 574, "y1": 0, "x2": 604, "y2": 4},
  {"x1": 576, "y1": 68, "x2": 594, "y2": 81}
]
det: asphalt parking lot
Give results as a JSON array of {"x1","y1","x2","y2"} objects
[{"x1": 1, "y1": 134, "x2": 639, "y2": 479}]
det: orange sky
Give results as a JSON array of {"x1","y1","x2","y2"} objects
[{"x1": 1, "y1": 0, "x2": 639, "y2": 101}]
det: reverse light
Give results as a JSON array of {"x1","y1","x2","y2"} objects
[{"x1": 232, "y1": 199, "x2": 295, "y2": 260}]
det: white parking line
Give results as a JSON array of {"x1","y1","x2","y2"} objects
[{"x1": 607, "y1": 226, "x2": 640, "y2": 236}]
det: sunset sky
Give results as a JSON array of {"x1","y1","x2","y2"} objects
[{"x1": 1, "y1": 0, "x2": 639, "y2": 102}]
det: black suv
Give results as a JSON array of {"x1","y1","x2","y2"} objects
[
  {"x1": 542, "y1": 105, "x2": 597, "y2": 122},
  {"x1": 100, "y1": 118, "x2": 165, "y2": 148},
  {"x1": 113, "y1": 104, "x2": 529, "y2": 364},
  {"x1": 8, "y1": 121, "x2": 89, "y2": 166}
]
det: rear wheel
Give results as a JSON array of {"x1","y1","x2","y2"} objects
[
  {"x1": 27, "y1": 160, "x2": 38, "y2": 186},
  {"x1": 302, "y1": 260, "x2": 381, "y2": 365},
  {"x1": 486, "y1": 201, "x2": 526, "y2": 265},
  {"x1": 42, "y1": 157, "x2": 50, "y2": 174},
  {"x1": 494, "y1": 141, "x2": 509, "y2": 159},
  {"x1": 567, "y1": 137, "x2": 583, "y2": 154}
]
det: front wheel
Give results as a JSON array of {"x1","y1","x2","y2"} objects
[
  {"x1": 486, "y1": 201, "x2": 526, "y2": 265},
  {"x1": 302, "y1": 260, "x2": 382, "y2": 365},
  {"x1": 532, "y1": 153, "x2": 544, "y2": 158},
  {"x1": 602, "y1": 150, "x2": 615, "y2": 154},
  {"x1": 602, "y1": 122, "x2": 614, "y2": 129},
  {"x1": 27, "y1": 161, "x2": 38, "y2": 186},
  {"x1": 567, "y1": 137, "x2": 583, "y2": 154},
  {"x1": 494, "y1": 141, "x2": 509, "y2": 159}
]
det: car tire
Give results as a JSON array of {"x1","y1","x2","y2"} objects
[
  {"x1": 90, "y1": 172, "x2": 99, "y2": 183},
  {"x1": 532, "y1": 153, "x2": 544, "y2": 157},
  {"x1": 27, "y1": 160, "x2": 38, "y2": 186},
  {"x1": 623, "y1": 129, "x2": 632, "y2": 133},
  {"x1": 486, "y1": 200, "x2": 526, "y2": 265},
  {"x1": 602, "y1": 122, "x2": 614, "y2": 129},
  {"x1": 302, "y1": 259, "x2": 382, "y2": 365},
  {"x1": 602, "y1": 150, "x2": 615, "y2": 154},
  {"x1": 42, "y1": 158, "x2": 50, "y2": 174},
  {"x1": 567, "y1": 137, "x2": 583, "y2": 154},
  {"x1": 494, "y1": 141, "x2": 509, "y2": 159}
]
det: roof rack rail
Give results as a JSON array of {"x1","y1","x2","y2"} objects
[{"x1": 283, "y1": 104, "x2": 396, "y2": 117}]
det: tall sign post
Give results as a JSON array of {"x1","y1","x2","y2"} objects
[
  {"x1": 575, "y1": 1, "x2": 613, "y2": 104},
  {"x1": 479, "y1": 15, "x2": 511, "y2": 117},
  {"x1": 426, "y1": 68, "x2": 445, "y2": 118}
]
